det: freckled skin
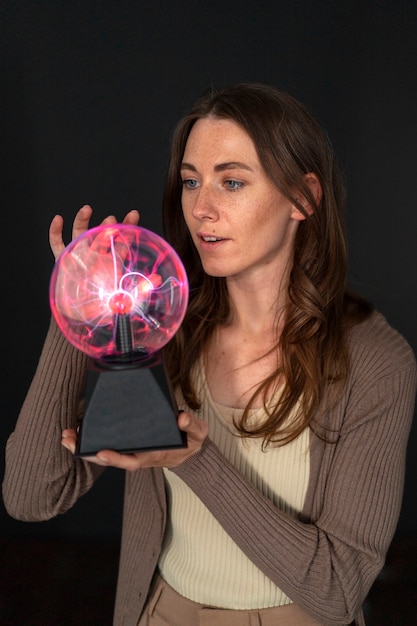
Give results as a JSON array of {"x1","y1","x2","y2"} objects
[
  {"x1": 181, "y1": 117, "x2": 306, "y2": 286},
  {"x1": 180, "y1": 117, "x2": 308, "y2": 408}
]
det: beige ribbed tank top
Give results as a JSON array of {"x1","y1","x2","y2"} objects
[{"x1": 159, "y1": 364, "x2": 310, "y2": 609}]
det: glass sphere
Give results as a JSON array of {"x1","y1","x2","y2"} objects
[{"x1": 49, "y1": 224, "x2": 188, "y2": 364}]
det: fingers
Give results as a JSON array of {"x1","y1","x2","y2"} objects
[
  {"x1": 94, "y1": 412, "x2": 208, "y2": 471},
  {"x1": 61, "y1": 412, "x2": 208, "y2": 471},
  {"x1": 177, "y1": 411, "x2": 208, "y2": 444},
  {"x1": 122, "y1": 209, "x2": 140, "y2": 226},
  {"x1": 49, "y1": 206, "x2": 140, "y2": 261},
  {"x1": 61, "y1": 429, "x2": 77, "y2": 455},
  {"x1": 49, "y1": 214, "x2": 65, "y2": 260},
  {"x1": 49, "y1": 205, "x2": 93, "y2": 261},
  {"x1": 72, "y1": 205, "x2": 94, "y2": 240},
  {"x1": 100, "y1": 214, "x2": 118, "y2": 225},
  {"x1": 61, "y1": 429, "x2": 110, "y2": 465},
  {"x1": 97, "y1": 209, "x2": 140, "y2": 228}
]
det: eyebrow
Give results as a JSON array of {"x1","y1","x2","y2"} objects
[{"x1": 180, "y1": 161, "x2": 254, "y2": 173}]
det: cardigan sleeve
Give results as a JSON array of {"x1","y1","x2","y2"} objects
[
  {"x1": 2, "y1": 318, "x2": 105, "y2": 521},
  {"x1": 172, "y1": 316, "x2": 416, "y2": 626}
]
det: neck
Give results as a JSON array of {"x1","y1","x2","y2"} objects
[{"x1": 225, "y1": 272, "x2": 289, "y2": 337}]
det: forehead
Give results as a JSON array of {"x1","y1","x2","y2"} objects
[{"x1": 183, "y1": 117, "x2": 258, "y2": 161}]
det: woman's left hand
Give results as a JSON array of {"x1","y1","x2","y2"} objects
[{"x1": 61, "y1": 411, "x2": 208, "y2": 470}]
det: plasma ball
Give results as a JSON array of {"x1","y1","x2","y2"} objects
[
  {"x1": 108, "y1": 291, "x2": 134, "y2": 315},
  {"x1": 49, "y1": 223, "x2": 189, "y2": 360}
]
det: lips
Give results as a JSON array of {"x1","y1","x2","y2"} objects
[
  {"x1": 198, "y1": 232, "x2": 226, "y2": 243},
  {"x1": 201, "y1": 235, "x2": 223, "y2": 242}
]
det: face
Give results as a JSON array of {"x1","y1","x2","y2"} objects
[{"x1": 181, "y1": 117, "x2": 305, "y2": 286}]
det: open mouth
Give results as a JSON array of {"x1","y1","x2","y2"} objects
[{"x1": 201, "y1": 235, "x2": 224, "y2": 242}]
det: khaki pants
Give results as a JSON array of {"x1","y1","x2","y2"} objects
[{"x1": 138, "y1": 574, "x2": 323, "y2": 626}]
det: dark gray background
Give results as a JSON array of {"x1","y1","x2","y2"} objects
[{"x1": 1, "y1": 0, "x2": 416, "y2": 545}]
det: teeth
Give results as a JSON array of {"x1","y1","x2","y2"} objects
[{"x1": 203, "y1": 236, "x2": 221, "y2": 242}]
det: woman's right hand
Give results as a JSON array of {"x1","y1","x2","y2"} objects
[{"x1": 49, "y1": 204, "x2": 140, "y2": 261}]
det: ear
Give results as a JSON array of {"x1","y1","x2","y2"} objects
[{"x1": 290, "y1": 173, "x2": 322, "y2": 221}]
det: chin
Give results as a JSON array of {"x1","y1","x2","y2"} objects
[{"x1": 201, "y1": 264, "x2": 228, "y2": 278}]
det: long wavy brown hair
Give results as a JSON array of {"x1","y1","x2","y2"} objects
[{"x1": 162, "y1": 83, "x2": 372, "y2": 446}]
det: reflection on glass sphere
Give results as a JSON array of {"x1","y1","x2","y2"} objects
[{"x1": 49, "y1": 224, "x2": 188, "y2": 365}]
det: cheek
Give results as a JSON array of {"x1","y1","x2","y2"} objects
[
  {"x1": 248, "y1": 201, "x2": 278, "y2": 230},
  {"x1": 259, "y1": 195, "x2": 293, "y2": 225}
]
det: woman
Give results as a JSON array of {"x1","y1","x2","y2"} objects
[{"x1": 3, "y1": 83, "x2": 416, "y2": 625}]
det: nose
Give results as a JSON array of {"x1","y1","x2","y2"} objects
[{"x1": 190, "y1": 185, "x2": 219, "y2": 221}]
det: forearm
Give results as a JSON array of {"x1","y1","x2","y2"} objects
[
  {"x1": 3, "y1": 318, "x2": 104, "y2": 521},
  {"x1": 172, "y1": 364, "x2": 416, "y2": 625},
  {"x1": 173, "y1": 438, "x2": 346, "y2": 621}
]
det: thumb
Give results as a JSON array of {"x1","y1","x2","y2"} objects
[{"x1": 177, "y1": 411, "x2": 208, "y2": 442}]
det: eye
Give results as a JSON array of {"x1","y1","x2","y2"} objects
[
  {"x1": 181, "y1": 178, "x2": 199, "y2": 189},
  {"x1": 225, "y1": 179, "x2": 244, "y2": 191}
]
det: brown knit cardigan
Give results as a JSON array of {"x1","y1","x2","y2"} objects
[{"x1": 3, "y1": 311, "x2": 416, "y2": 626}]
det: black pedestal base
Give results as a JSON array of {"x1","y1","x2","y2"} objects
[{"x1": 75, "y1": 361, "x2": 186, "y2": 457}]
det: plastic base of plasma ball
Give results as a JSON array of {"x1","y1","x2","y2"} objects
[{"x1": 75, "y1": 355, "x2": 187, "y2": 457}]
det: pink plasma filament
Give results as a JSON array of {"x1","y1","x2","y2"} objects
[{"x1": 50, "y1": 224, "x2": 188, "y2": 359}]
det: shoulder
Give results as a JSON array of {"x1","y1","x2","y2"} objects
[{"x1": 347, "y1": 310, "x2": 416, "y2": 384}]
